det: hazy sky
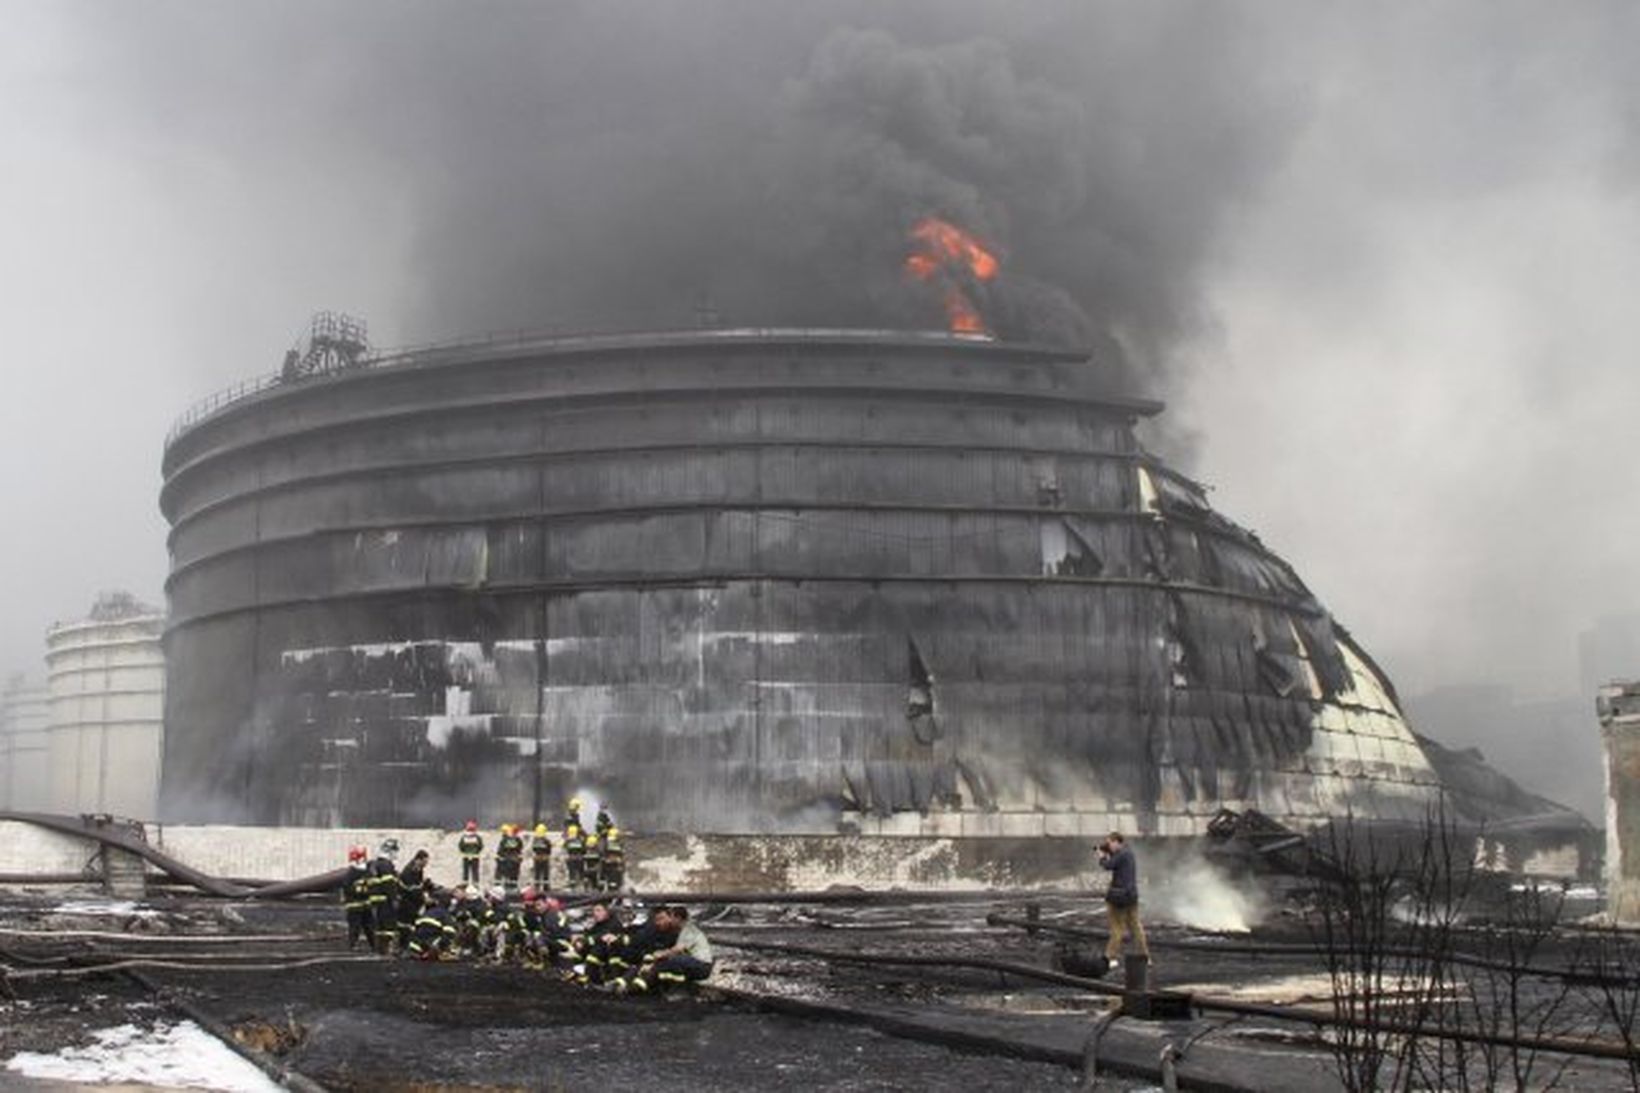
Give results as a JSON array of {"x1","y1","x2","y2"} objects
[{"x1": 3, "y1": 1, "x2": 1636, "y2": 727}]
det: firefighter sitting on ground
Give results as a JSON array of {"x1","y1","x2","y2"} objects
[
  {"x1": 458, "y1": 820, "x2": 484, "y2": 885},
  {"x1": 572, "y1": 900, "x2": 629, "y2": 985},
  {"x1": 408, "y1": 883, "x2": 457, "y2": 961},
  {"x1": 530, "y1": 823, "x2": 552, "y2": 887},
  {"x1": 495, "y1": 823, "x2": 525, "y2": 891},
  {"x1": 616, "y1": 904, "x2": 714, "y2": 993}
]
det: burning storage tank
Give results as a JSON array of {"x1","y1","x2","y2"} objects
[{"x1": 162, "y1": 328, "x2": 1450, "y2": 833}]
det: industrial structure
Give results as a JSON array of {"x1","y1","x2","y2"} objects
[
  {"x1": 0, "y1": 674, "x2": 50, "y2": 811},
  {"x1": 44, "y1": 592, "x2": 166, "y2": 818},
  {"x1": 1599, "y1": 680, "x2": 1640, "y2": 924},
  {"x1": 160, "y1": 328, "x2": 1573, "y2": 837}
]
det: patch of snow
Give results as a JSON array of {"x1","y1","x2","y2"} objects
[
  {"x1": 6, "y1": 1021, "x2": 281, "y2": 1091},
  {"x1": 53, "y1": 899, "x2": 158, "y2": 918}
]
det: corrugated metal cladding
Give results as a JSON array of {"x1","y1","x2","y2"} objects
[{"x1": 159, "y1": 329, "x2": 1442, "y2": 834}]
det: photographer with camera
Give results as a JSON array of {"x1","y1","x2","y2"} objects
[{"x1": 1097, "y1": 831, "x2": 1148, "y2": 968}]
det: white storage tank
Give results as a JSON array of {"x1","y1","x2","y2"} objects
[
  {"x1": 46, "y1": 592, "x2": 165, "y2": 818},
  {"x1": 0, "y1": 674, "x2": 51, "y2": 810}
]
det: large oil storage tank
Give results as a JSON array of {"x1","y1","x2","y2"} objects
[
  {"x1": 161, "y1": 329, "x2": 1455, "y2": 834},
  {"x1": 0, "y1": 674, "x2": 51, "y2": 811},
  {"x1": 45, "y1": 593, "x2": 166, "y2": 817}
]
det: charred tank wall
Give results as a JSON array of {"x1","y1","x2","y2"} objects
[{"x1": 159, "y1": 330, "x2": 1440, "y2": 832}]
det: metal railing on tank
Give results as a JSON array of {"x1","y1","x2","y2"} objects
[{"x1": 162, "y1": 312, "x2": 980, "y2": 448}]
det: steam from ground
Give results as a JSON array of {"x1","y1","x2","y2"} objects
[{"x1": 1144, "y1": 848, "x2": 1267, "y2": 934}]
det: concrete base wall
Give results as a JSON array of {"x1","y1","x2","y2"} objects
[
  {"x1": 0, "y1": 818, "x2": 1592, "y2": 895},
  {"x1": 0, "y1": 820, "x2": 1104, "y2": 893}
]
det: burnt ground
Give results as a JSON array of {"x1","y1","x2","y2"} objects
[{"x1": 1, "y1": 890, "x2": 1636, "y2": 1092}]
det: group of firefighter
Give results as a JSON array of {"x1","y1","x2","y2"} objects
[
  {"x1": 339, "y1": 798, "x2": 715, "y2": 993},
  {"x1": 453, "y1": 798, "x2": 625, "y2": 893}
]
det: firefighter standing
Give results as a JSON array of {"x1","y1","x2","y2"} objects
[
  {"x1": 496, "y1": 823, "x2": 525, "y2": 891},
  {"x1": 368, "y1": 838, "x2": 400, "y2": 953},
  {"x1": 600, "y1": 827, "x2": 625, "y2": 891},
  {"x1": 594, "y1": 804, "x2": 614, "y2": 840},
  {"x1": 564, "y1": 796, "x2": 583, "y2": 834},
  {"x1": 458, "y1": 820, "x2": 484, "y2": 886},
  {"x1": 580, "y1": 827, "x2": 603, "y2": 892},
  {"x1": 342, "y1": 846, "x2": 375, "y2": 951},
  {"x1": 530, "y1": 823, "x2": 553, "y2": 888},
  {"x1": 564, "y1": 823, "x2": 587, "y2": 889},
  {"x1": 396, "y1": 849, "x2": 430, "y2": 950}
]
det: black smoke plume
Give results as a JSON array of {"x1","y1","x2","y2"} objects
[{"x1": 74, "y1": 1, "x2": 1298, "y2": 391}]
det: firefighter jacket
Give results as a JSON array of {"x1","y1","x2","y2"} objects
[
  {"x1": 368, "y1": 858, "x2": 397, "y2": 906},
  {"x1": 497, "y1": 833, "x2": 525, "y2": 862},
  {"x1": 341, "y1": 866, "x2": 372, "y2": 910},
  {"x1": 531, "y1": 835, "x2": 553, "y2": 862},
  {"x1": 458, "y1": 832, "x2": 484, "y2": 860}
]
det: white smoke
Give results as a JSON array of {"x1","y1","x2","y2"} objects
[{"x1": 1144, "y1": 850, "x2": 1265, "y2": 934}]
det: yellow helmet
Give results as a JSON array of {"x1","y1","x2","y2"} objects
[
  {"x1": 534, "y1": 823, "x2": 548, "y2": 837},
  {"x1": 568, "y1": 797, "x2": 582, "y2": 811},
  {"x1": 607, "y1": 827, "x2": 620, "y2": 840},
  {"x1": 567, "y1": 823, "x2": 581, "y2": 837},
  {"x1": 500, "y1": 823, "x2": 513, "y2": 835}
]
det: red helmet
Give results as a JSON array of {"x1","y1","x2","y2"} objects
[
  {"x1": 521, "y1": 886, "x2": 537, "y2": 903},
  {"x1": 543, "y1": 897, "x2": 562, "y2": 912},
  {"x1": 464, "y1": 819, "x2": 478, "y2": 832},
  {"x1": 347, "y1": 845, "x2": 367, "y2": 863}
]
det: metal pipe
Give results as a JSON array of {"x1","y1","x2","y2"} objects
[
  {"x1": 719, "y1": 937, "x2": 1640, "y2": 1062},
  {"x1": 986, "y1": 913, "x2": 1635, "y2": 986}
]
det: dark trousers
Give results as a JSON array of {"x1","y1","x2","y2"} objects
[
  {"x1": 533, "y1": 860, "x2": 550, "y2": 885},
  {"x1": 346, "y1": 908, "x2": 375, "y2": 950},
  {"x1": 642, "y1": 954, "x2": 713, "y2": 987},
  {"x1": 462, "y1": 859, "x2": 480, "y2": 884}
]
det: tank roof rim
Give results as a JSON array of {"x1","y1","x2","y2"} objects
[{"x1": 164, "y1": 325, "x2": 1158, "y2": 451}]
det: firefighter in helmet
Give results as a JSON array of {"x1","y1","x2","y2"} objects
[
  {"x1": 600, "y1": 826, "x2": 626, "y2": 891},
  {"x1": 530, "y1": 823, "x2": 553, "y2": 888},
  {"x1": 368, "y1": 837, "x2": 400, "y2": 954},
  {"x1": 342, "y1": 845, "x2": 375, "y2": 951},
  {"x1": 458, "y1": 819, "x2": 484, "y2": 886},
  {"x1": 496, "y1": 823, "x2": 525, "y2": 892},
  {"x1": 580, "y1": 823, "x2": 603, "y2": 892},
  {"x1": 563, "y1": 822, "x2": 587, "y2": 889}
]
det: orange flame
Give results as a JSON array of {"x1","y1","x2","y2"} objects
[
  {"x1": 904, "y1": 216, "x2": 999, "y2": 333},
  {"x1": 907, "y1": 217, "x2": 999, "y2": 281}
]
